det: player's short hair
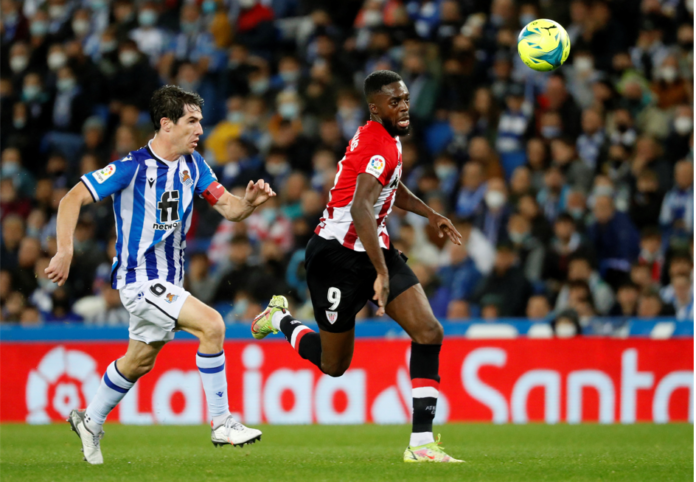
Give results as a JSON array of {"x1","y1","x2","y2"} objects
[
  {"x1": 149, "y1": 85, "x2": 204, "y2": 132},
  {"x1": 363, "y1": 70, "x2": 403, "y2": 102}
]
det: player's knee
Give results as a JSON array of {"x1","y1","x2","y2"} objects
[
  {"x1": 413, "y1": 319, "x2": 444, "y2": 345},
  {"x1": 129, "y1": 360, "x2": 156, "y2": 379},
  {"x1": 321, "y1": 359, "x2": 350, "y2": 377},
  {"x1": 202, "y1": 313, "x2": 226, "y2": 344}
]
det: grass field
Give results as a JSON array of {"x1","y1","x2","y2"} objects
[{"x1": 0, "y1": 424, "x2": 692, "y2": 481}]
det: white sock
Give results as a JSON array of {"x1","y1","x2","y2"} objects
[
  {"x1": 196, "y1": 351, "x2": 230, "y2": 419},
  {"x1": 85, "y1": 360, "x2": 134, "y2": 432},
  {"x1": 271, "y1": 309, "x2": 291, "y2": 330},
  {"x1": 212, "y1": 412, "x2": 233, "y2": 428},
  {"x1": 410, "y1": 432, "x2": 435, "y2": 447}
]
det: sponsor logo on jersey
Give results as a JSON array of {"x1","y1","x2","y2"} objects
[
  {"x1": 152, "y1": 221, "x2": 180, "y2": 230},
  {"x1": 93, "y1": 164, "x2": 116, "y2": 184},
  {"x1": 326, "y1": 311, "x2": 338, "y2": 324},
  {"x1": 365, "y1": 155, "x2": 386, "y2": 178},
  {"x1": 165, "y1": 293, "x2": 178, "y2": 304},
  {"x1": 181, "y1": 169, "x2": 193, "y2": 186}
]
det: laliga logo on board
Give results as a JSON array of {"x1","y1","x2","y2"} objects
[{"x1": 26, "y1": 346, "x2": 101, "y2": 424}]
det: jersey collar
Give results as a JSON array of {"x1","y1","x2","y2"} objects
[{"x1": 147, "y1": 139, "x2": 182, "y2": 166}]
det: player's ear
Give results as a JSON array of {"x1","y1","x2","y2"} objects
[
  {"x1": 368, "y1": 103, "x2": 377, "y2": 115},
  {"x1": 160, "y1": 117, "x2": 170, "y2": 132}
]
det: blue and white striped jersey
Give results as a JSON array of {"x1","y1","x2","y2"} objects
[{"x1": 81, "y1": 140, "x2": 217, "y2": 289}]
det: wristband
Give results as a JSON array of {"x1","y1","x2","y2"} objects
[{"x1": 202, "y1": 181, "x2": 225, "y2": 206}]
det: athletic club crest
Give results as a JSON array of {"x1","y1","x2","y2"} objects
[
  {"x1": 326, "y1": 311, "x2": 338, "y2": 324},
  {"x1": 180, "y1": 169, "x2": 193, "y2": 186}
]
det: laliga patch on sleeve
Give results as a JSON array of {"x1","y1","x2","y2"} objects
[
  {"x1": 365, "y1": 155, "x2": 386, "y2": 179},
  {"x1": 93, "y1": 164, "x2": 116, "y2": 184}
]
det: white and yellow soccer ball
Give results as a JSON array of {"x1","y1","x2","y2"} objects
[{"x1": 517, "y1": 19, "x2": 571, "y2": 72}]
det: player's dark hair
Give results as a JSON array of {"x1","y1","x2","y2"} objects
[
  {"x1": 149, "y1": 85, "x2": 204, "y2": 132},
  {"x1": 363, "y1": 70, "x2": 402, "y2": 102}
]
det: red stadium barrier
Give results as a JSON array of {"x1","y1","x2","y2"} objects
[{"x1": 1, "y1": 339, "x2": 692, "y2": 424}]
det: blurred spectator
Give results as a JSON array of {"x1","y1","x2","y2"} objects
[
  {"x1": 542, "y1": 213, "x2": 596, "y2": 293},
  {"x1": 669, "y1": 274, "x2": 693, "y2": 320},
  {"x1": 631, "y1": 262, "x2": 656, "y2": 293},
  {"x1": 12, "y1": 236, "x2": 42, "y2": 297},
  {"x1": 526, "y1": 295, "x2": 551, "y2": 321},
  {"x1": 454, "y1": 161, "x2": 485, "y2": 219},
  {"x1": 637, "y1": 289, "x2": 674, "y2": 317},
  {"x1": 609, "y1": 282, "x2": 640, "y2": 317},
  {"x1": 541, "y1": 74, "x2": 582, "y2": 138},
  {"x1": 659, "y1": 160, "x2": 693, "y2": 239},
  {"x1": 587, "y1": 195, "x2": 640, "y2": 288},
  {"x1": 212, "y1": 234, "x2": 259, "y2": 304},
  {"x1": 537, "y1": 165, "x2": 568, "y2": 224},
  {"x1": 526, "y1": 137, "x2": 549, "y2": 192},
  {"x1": 475, "y1": 177, "x2": 510, "y2": 247},
  {"x1": 637, "y1": 227, "x2": 664, "y2": 285},
  {"x1": 629, "y1": 170, "x2": 664, "y2": 231},
  {"x1": 433, "y1": 240, "x2": 482, "y2": 318},
  {"x1": 0, "y1": 214, "x2": 25, "y2": 270},
  {"x1": 552, "y1": 137, "x2": 593, "y2": 193},
  {"x1": 43, "y1": 286, "x2": 83, "y2": 322},
  {"x1": 556, "y1": 256, "x2": 615, "y2": 315},
  {"x1": 552, "y1": 309, "x2": 582, "y2": 338},
  {"x1": 73, "y1": 283, "x2": 129, "y2": 326},
  {"x1": 470, "y1": 242, "x2": 533, "y2": 317},
  {"x1": 496, "y1": 83, "x2": 531, "y2": 178},
  {"x1": 507, "y1": 213, "x2": 544, "y2": 282},
  {"x1": 576, "y1": 107, "x2": 607, "y2": 172}
]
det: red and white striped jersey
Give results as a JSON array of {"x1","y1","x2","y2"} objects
[{"x1": 315, "y1": 120, "x2": 402, "y2": 251}]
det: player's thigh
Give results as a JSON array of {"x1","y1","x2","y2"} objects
[
  {"x1": 119, "y1": 338, "x2": 167, "y2": 380},
  {"x1": 319, "y1": 327, "x2": 355, "y2": 373},
  {"x1": 177, "y1": 295, "x2": 224, "y2": 339},
  {"x1": 386, "y1": 284, "x2": 443, "y2": 345}
]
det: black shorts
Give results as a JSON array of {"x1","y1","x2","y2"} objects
[{"x1": 305, "y1": 234, "x2": 420, "y2": 333}]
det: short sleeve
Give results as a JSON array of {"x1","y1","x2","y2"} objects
[
  {"x1": 356, "y1": 142, "x2": 397, "y2": 186},
  {"x1": 81, "y1": 158, "x2": 138, "y2": 202},
  {"x1": 194, "y1": 153, "x2": 218, "y2": 196}
]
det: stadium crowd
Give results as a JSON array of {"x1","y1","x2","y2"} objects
[{"x1": 0, "y1": 0, "x2": 693, "y2": 333}]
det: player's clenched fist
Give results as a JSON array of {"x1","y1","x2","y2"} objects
[
  {"x1": 45, "y1": 251, "x2": 72, "y2": 286},
  {"x1": 243, "y1": 179, "x2": 276, "y2": 207}
]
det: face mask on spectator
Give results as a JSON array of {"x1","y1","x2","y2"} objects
[
  {"x1": 280, "y1": 70, "x2": 300, "y2": 84},
  {"x1": 541, "y1": 126, "x2": 561, "y2": 139},
  {"x1": 279, "y1": 102, "x2": 300, "y2": 120},
  {"x1": 568, "y1": 208, "x2": 585, "y2": 220},
  {"x1": 100, "y1": 40, "x2": 117, "y2": 53},
  {"x1": 90, "y1": 0, "x2": 108, "y2": 10},
  {"x1": 22, "y1": 85, "x2": 41, "y2": 101},
  {"x1": 659, "y1": 66, "x2": 678, "y2": 83},
  {"x1": 119, "y1": 50, "x2": 139, "y2": 67},
  {"x1": 593, "y1": 186, "x2": 614, "y2": 198},
  {"x1": 574, "y1": 57, "x2": 593, "y2": 73},
  {"x1": 180, "y1": 21, "x2": 199, "y2": 35},
  {"x1": 57, "y1": 77, "x2": 76, "y2": 92},
  {"x1": 239, "y1": 0, "x2": 257, "y2": 8},
  {"x1": 178, "y1": 80, "x2": 200, "y2": 93},
  {"x1": 674, "y1": 116, "x2": 693, "y2": 135},
  {"x1": 509, "y1": 231, "x2": 528, "y2": 244},
  {"x1": 519, "y1": 14, "x2": 535, "y2": 26},
  {"x1": 435, "y1": 165, "x2": 457, "y2": 181},
  {"x1": 555, "y1": 322, "x2": 577, "y2": 338},
  {"x1": 363, "y1": 10, "x2": 382, "y2": 27},
  {"x1": 9, "y1": 55, "x2": 28, "y2": 73},
  {"x1": 138, "y1": 10, "x2": 157, "y2": 27},
  {"x1": 4, "y1": 12, "x2": 18, "y2": 25},
  {"x1": 48, "y1": 52, "x2": 68, "y2": 71},
  {"x1": 266, "y1": 161, "x2": 290, "y2": 176},
  {"x1": 232, "y1": 298, "x2": 248, "y2": 317},
  {"x1": 13, "y1": 117, "x2": 26, "y2": 129},
  {"x1": 202, "y1": 0, "x2": 217, "y2": 14},
  {"x1": 484, "y1": 190, "x2": 506, "y2": 209},
  {"x1": 249, "y1": 78, "x2": 269, "y2": 95},
  {"x1": 30, "y1": 21, "x2": 49, "y2": 37},
  {"x1": 227, "y1": 111, "x2": 244, "y2": 124},
  {"x1": 72, "y1": 19, "x2": 90, "y2": 36},
  {"x1": 2, "y1": 161, "x2": 20, "y2": 177},
  {"x1": 48, "y1": 5, "x2": 67, "y2": 19}
]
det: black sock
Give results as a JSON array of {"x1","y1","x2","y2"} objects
[
  {"x1": 410, "y1": 342, "x2": 441, "y2": 437},
  {"x1": 279, "y1": 315, "x2": 322, "y2": 369}
]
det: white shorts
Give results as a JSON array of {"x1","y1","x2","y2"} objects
[{"x1": 119, "y1": 279, "x2": 191, "y2": 344}]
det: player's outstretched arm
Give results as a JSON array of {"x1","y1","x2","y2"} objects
[
  {"x1": 45, "y1": 182, "x2": 95, "y2": 286},
  {"x1": 351, "y1": 173, "x2": 390, "y2": 316},
  {"x1": 211, "y1": 179, "x2": 276, "y2": 222},
  {"x1": 394, "y1": 181, "x2": 462, "y2": 245}
]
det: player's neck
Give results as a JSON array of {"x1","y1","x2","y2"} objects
[
  {"x1": 149, "y1": 136, "x2": 181, "y2": 162},
  {"x1": 369, "y1": 115, "x2": 397, "y2": 139}
]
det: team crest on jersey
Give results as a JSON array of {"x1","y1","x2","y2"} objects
[
  {"x1": 165, "y1": 293, "x2": 178, "y2": 304},
  {"x1": 365, "y1": 155, "x2": 386, "y2": 179},
  {"x1": 180, "y1": 169, "x2": 193, "y2": 186},
  {"x1": 326, "y1": 311, "x2": 338, "y2": 324},
  {"x1": 93, "y1": 164, "x2": 116, "y2": 184}
]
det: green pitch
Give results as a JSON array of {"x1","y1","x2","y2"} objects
[{"x1": 1, "y1": 424, "x2": 692, "y2": 481}]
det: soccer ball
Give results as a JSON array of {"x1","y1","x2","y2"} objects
[{"x1": 517, "y1": 19, "x2": 571, "y2": 72}]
